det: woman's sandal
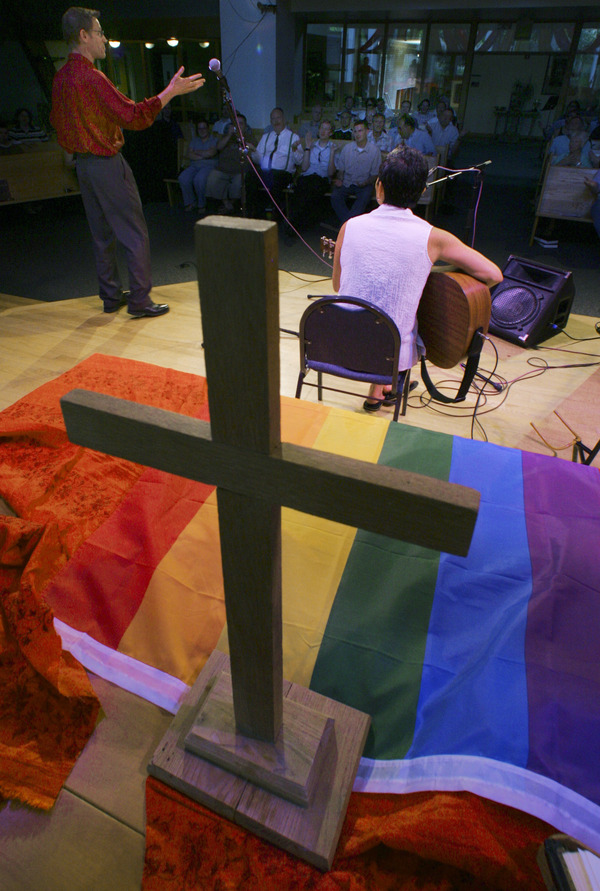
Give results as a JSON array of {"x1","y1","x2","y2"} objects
[{"x1": 364, "y1": 382, "x2": 418, "y2": 412}]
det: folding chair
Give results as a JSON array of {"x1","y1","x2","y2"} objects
[{"x1": 295, "y1": 296, "x2": 411, "y2": 421}]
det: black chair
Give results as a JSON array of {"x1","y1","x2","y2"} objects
[{"x1": 295, "y1": 296, "x2": 411, "y2": 421}]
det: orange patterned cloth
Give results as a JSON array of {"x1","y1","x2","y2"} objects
[
  {"x1": 143, "y1": 778, "x2": 553, "y2": 890},
  {"x1": 0, "y1": 516, "x2": 99, "y2": 808}
]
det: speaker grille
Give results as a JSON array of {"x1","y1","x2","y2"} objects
[{"x1": 491, "y1": 285, "x2": 539, "y2": 328}]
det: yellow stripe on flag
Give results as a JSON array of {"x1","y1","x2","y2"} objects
[{"x1": 120, "y1": 398, "x2": 388, "y2": 688}]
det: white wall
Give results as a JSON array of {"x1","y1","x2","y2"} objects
[
  {"x1": 219, "y1": 0, "x2": 277, "y2": 129},
  {"x1": 464, "y1": 54, "x2": 549, "y2": 135}
]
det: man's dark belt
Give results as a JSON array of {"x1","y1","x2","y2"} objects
[{"x1": 74, "y1": 152, "x2": 116, "y2": 159}]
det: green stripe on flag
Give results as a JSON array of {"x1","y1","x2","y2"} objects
[{"x1": 310, "y1": 424, "x2": 454, "y2": 760}]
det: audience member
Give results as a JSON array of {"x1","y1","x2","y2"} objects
[
  {"x1": 584, "y1": 167, "x2": 600, "y2": 239},
  {"x1": 543, "y1": 100, "x2": 582, "y2": 141},
  {"x1": 414, "y1": 98, "x2": 433, "y2": 129},
  {"x1": 331, "y1": 119, "x2": 381, "y2": 224},
  {"x1": 429, "y1": 100, "x2": 448, "y2": 128},
  {"x1": 299, "y1": 104, "x2": 323, "y2": 139},
  {"x1": 332, "y1": 110, "x2": 354, "y2": 140},
  {"x1": 393, "y1": 114, "x2": 436, "y2": 155},
  {"x1": 336, "y1": 95, "x2": 357, "y2": 119},
  {"x1": 549, "y1": 115, "x2": 589, "y2": 164},
  {"x1": 362, "y1": 97, "x2": 377, "y2": 127},
  {"x1": 177, "y1": 118, "x2": 218, "y2": 212},
  {"x1": 289, "y1": 120, "x2": 336, "y2": 229},
  {"x1": 211, "y1": 104, "x2": 231, "y2": 135},
  {"x1": 588, "y1": 126, "x2": 600, "y2": 168},
  {"x1": 246, "y1": 107, "x2": 303, "y2": 220},
  {"x1": 0, "y1": 120, "x2": 23, "y2": 153},
  {"x1": 554, "y1": 130, "x2": 591, "y2": 168},
  {"x1": 375, "y1": 96, "x2": 394, "y2": 122},
  {"x1": 206, "y1": 112, "x2": 252, "y2": 214},
  {"x1": 9, "y1": 107, "x2": 48, "y2": 143},
  {"x1": 427, "y1": 108, "x2": 461, "y2": 159},
  {"x1": 367, "y1": 112, "x2": 394, "y2": 158}
]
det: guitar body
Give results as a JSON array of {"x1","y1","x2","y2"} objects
[{"x1": 417, "y1": 270, "x2": 491, "y2": 369}]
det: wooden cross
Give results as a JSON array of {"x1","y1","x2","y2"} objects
[{"x1": 60, "y1": 217, "x2": 479, "y2": 869}]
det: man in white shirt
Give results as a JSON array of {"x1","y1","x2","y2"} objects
[
  {"x1": 331, "y1": 119, "x2": 381, "y2": 224},
  {"x1": 246, "y1": 107, "x2": 303, "y2": 220},
  {"x1": 368, "y1": 113, "x2": 394, "y2": 157},
  {"x1": 427, "y1": 108, "x2": 460, "y2": 160}
]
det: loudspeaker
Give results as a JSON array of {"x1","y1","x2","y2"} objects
[{"x1": 489, "y1": 256, "x2": 575, "y2": 347}]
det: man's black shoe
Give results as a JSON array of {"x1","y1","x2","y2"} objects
[{"x1": 127, "y1": 302, "x2": 170, "y2": 319}]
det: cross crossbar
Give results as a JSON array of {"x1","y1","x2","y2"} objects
[{"x1": 61, "y1": 389, "x2": 479, "y2": 555}]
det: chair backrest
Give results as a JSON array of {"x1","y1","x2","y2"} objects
[{"x1": 299, "y1": 296, "x2": 400, "y2": 383}]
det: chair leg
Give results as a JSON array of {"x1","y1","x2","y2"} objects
[
  {"x1": 295, "y1": 372, "x2": 305, "y2": 399},
  {"x1": 317, "y1": 371, "x2": 323, "y2": 401},
  {"x1": 393, "y1": 369, "x2": 411, "y2": 421}
]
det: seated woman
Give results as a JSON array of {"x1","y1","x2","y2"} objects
[
  {"x1": 177, "y1": 118, "x2": 218, "y2": 212},
  {"x1": 9, "y1": 107, "x2": 48, "y2": 143},
  {"x1": 331, "y1": 146, "x2": 502, "y2": 412}
]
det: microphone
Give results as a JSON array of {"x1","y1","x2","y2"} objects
[{"x1": 208, "y1": 58, "x2": 230, "y2": 92}]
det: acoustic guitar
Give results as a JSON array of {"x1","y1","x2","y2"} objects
[{"x1": 320, "y1": 236, "x2": 491, "y2": 369}]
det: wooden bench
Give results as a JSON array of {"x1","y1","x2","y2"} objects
[
  {"x1": 530, "y1": 165, "x2": 595, "y2": 244},
  {"x1": 0, "y1": 141, "x2": 80, "y2": 206}
]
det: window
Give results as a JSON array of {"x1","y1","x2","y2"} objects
[{"x1": 380, "y1": 26, "x2": 425, "y2": 112}]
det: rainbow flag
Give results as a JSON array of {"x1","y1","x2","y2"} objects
[{"x1": 2, "y1": 355, "x2": 599, "y2": 850}]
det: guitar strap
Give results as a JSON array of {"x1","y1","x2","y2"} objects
[{"x1": 420, "y1": 328, "x2": 485, "y2": 404}]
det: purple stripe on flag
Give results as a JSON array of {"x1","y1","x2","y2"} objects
[{"x1": 523, "y1": 454, "x2": 600, "y2": 805}]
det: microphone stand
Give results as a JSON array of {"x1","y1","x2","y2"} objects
[
  {"x1": 213, "y1": 74, "x2": 250, "y2": 218},
  {"x1": 426, "y1": 160, "x2": 491, "y2": 248},
  {"x1": 426, "y1": 159, "x2": 491, "y2": 189}
]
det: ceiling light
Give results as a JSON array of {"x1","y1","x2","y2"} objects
[
  {"x1": 145, "y1": 42, "x2": 155, "y2": 49},
  {"x1": 108, "y1": 40, "x2": 121, "y2": 48},
  {"x1": 199, "y1": 41, "x2": 210, "y2": 48},
  {"x1": 167, "y1": 38, "x2": 179, "y2": 47}
]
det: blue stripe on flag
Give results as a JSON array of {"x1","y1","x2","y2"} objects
[{"x1": 406, "y1": 439, "x2": 532, "y2": 766}]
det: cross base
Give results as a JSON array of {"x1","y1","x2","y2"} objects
[
  {"x1": 185, "y1": 670, "x2": 334, "y2": 806},
  {"x1": 148, "y1": 650, "x2": 371, "y2": 871}
]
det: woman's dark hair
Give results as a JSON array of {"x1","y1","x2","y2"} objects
[{"x1": 378, "y1": 145, "x2": 429, "y2": 208}]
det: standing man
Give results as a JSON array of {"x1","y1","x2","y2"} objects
[
  {"x1": 331, "y1": 119, "x2": 381, "y2": 224},
  {"x1": 50, "y1": 7, "x2": 205, "y2": 317}
]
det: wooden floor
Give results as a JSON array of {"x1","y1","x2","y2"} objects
[{"x1": 0, "y1": 275, "x2": 598, "y2": 890}]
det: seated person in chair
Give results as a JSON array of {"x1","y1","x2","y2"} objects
[
  {"x1": 289, "y1": 120, "x2": 336, "y2": 229},
  {"x1": 206, "y1": 112, "x2": 252, "y2": 214},
  {"x1": 332, "y1": 146, "x2": 502, "y2": 412},
  {"x1": 330, "y1": 119, "x2": 381, "y2": 224},
  {"x1": 245, "y1": 107, "x2": 303, "y2": 221}
]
